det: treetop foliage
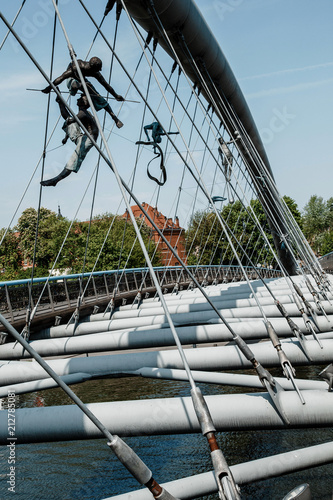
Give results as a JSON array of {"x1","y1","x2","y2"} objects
[
  {"x1": 0, "y1": 194, "x2": 331, "y2": 282},
  {"x1": 0, "y1": 208, "x2": 160, "y2": 281}
]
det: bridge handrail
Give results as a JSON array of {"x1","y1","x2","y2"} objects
[{"x1": 0, "y1": 264, "x2": 280, "y2": 288}]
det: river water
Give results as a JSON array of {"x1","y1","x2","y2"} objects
[{"x1": 1, "y1": 365, "x2": 332, "y2": 500}]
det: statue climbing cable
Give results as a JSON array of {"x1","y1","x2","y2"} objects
[
  {"x1": 136, "y1": 121, "x2": 179, "y2": 186},
  {"x1": 41, "y1": 93, "x2": 98, "y2": 187},
  {"x1": 42, "y1": 56, "x2": 124, "y2": 128}
]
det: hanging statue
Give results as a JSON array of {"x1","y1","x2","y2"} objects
[
  {"x1": 218, "y1": 137, "x2": 234, "y2": 203},
  {"x1": 41, "y1": 93, "x2": 98, "y2": 187},
  {"x1": 42, "y1": 56, "x2": 124, "y2": 128},
  {"x1": 136, "y1": 121, "x2": 179, "y2": 186}
]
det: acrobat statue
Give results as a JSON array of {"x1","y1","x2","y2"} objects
[
  {"x1": 41, "y1": 93, "x2": 98, "y2": 187},
  {"x1": 143, "y1": 122, "x2": 166, "y2": 153},
  {"x1": 42, "y1": 56, "x2": 124, "y2": 128},
  {"x1": 218, "y1": 137, "x2": 234, "y2": 204},
  {"x1": 136, "y1": 121, "x2": 179, "y2": 186}
]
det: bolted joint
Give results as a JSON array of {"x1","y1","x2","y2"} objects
[{"x1": 190, "y1": 386, "x2": 216, "y2": 436}]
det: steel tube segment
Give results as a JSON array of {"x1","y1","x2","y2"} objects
[
  {"x1": 31, "y1": 314, "x2": 333, "y2": 342},
  {"x1": 131, "y1": 368, "x2": 328, "y2": 391},
  {"x1": 106, "y1": 441, "x2": 333, "y2": 500},
  {"x1": 2, "y1": 335, "x2": 333, "y2": 385},
  {"x1": 114, "y1": 290, "x2": 317, "y2": 312},
  {"x1": 123, "y1": 0, "x2": 297, "y2": 273},
  {"x1": 0, "y1": 372, "x2": 92, "y2": 398},
  {"x1": 82, "y1": 294, "x2": 322, "y2": 322},
  {"x1": 120, "y1": 276, "x2": 316, "y2": 305},
  {"x1": 3, "y1": 320, "x2": 333, "y2": 360},
  {"x1": 34, "y1": 302, "x2": 333, "y2": 338},
  {"x1": 1, "y1": 390, "x2": 333, "y2": 444}
]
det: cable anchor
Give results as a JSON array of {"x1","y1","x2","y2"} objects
[
  {"x1": 275, "y1": 300, "x2": 312, "y2": 360},
  {"x1": 266, "y1": 321, "x2": 305, "y2": 404}
]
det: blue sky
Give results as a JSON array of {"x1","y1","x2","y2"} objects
[{"x1": 0, "y1": 0, "x2": 332, "y2": 230}]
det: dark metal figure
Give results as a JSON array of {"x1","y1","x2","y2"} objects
[
  {"x1": 143, "y1": 121, "x2": 165, "y2": 153},
  {"x1": 41, "y1": 94, "x2": 99, "y2": 187},
  {"x1": 218, "y1": 137, "x2": 234, "y2": 203},
  {"x1": 42, "y1": 57, "x2": 124, "y2": 128},
  {"x1": 136, "y1": 122, "x2": 179, "y2": 186}
]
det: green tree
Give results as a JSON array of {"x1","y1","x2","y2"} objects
[
  {"x1": 319, "y1": 230, "x2": 333, "y2": 256},
  {"x1": 325, "y1": 197, "x2": 333, "y2": 230},
  {"x1": 70, "y1": 213, "x2": 161, "y2": 273},
  {"x1": 302, "y1": 195, "x2": 333, "y2": 255},
  {"x1": 0, "y1": 228, "x2": 22, "y2": 280},
  {"x1": 15, "y1": 207, "x2": 85, "y2": 274},
  {"x1": 283, "y1": 195, "x2": 302, "y2": 229},
  {"x1": 185, "y1": 200, "x2": 271, "y2": 266},
  {"x1": 16, "y1": 207, "x2": 56, "y2": 269},
  {"x1": 302, "y1": 196, "x2": 327, "y2": 244}
]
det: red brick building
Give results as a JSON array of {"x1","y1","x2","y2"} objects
[{"x1": 124, "y1": 203, "x2": 187, "y2": 266}]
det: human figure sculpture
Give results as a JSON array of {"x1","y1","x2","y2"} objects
[
  {"x1": 41, "y1": 94, "x2": 98, "y2": 187},
  {"x1": 42, "y1": 56, "x2": 124, "y2": 128},
  {"x1": 143, "y1": 121, "x2": 165, "y2": 153}
]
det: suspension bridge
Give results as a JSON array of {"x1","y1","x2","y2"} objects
[{"x1": 0, "y1": 1, "x2": 333, "y2": 499}]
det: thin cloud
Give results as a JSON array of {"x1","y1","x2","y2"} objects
[
  {"x1": 0, "y1": 72, "x2": 44, "y2": 93},
  {"x1": 246, "y1": 78, "x2": 333, "y2": 99},
  {"x1": 240, "y1": 62, "x2": 333, "y2": 82}
]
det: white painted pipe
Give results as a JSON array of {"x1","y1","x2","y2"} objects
[
  {"x1": 0, "y1": 338, "x2": 331, "y2": 385},
  {"x1": 3, "y1": 318, "x2": 332, "y2": 360},
  {"x1": 36, "y1": 303, "x2": 333, "y2": 339},
  {"x1": 130, "y1": 367, "x2": 328, "y2": 391},
  {"x1": 1, "y1": 390, "x2": 332, "y2": 444},
  {"x1": 0, "y1": 372, "x2": 92, "y2": 397},
  {"x1": 135, "y1": 277, "x2": 326, "y2": 305},
  {"x1": 31, "y1": 314, "x2": 333, "y2": 342},
  {"x1": 105, "y1": 441, "x2": 333, "y2": 500},
  {"x1": 84, "y1": 293, "x2": 322, "y2": 322}
]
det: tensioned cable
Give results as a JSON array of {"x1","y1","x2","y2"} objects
[
  {"x1": 22, "y1": 7, "x2": 141, "y2": 325},
  {"x1": 145, "y1": 3, "x2": 311, "y2": 293},
  {"x1": 23, "y1": 3, "x2": 59, "y2": 339},
  {"x1": 118, "y1": 2, "x2": 308, "y2": 399},
  {"x1": 4, "y1": 4, "x2": 177, "y2": 498},
  {"x1": 212, "y1": 158, "x2": 322, "y2": 349},
  {"x1": 112, "y1": 36, "x2": 157, "y2": 298},
  {"x1": 129, "y1": 9, "x2": 298, "y2": 288},
  {"x1": 20, "y1": 0, "x2": 296, "y2": 424},
  {"x1": 0, "y1": 0, "x2": 26, "y2": 51},
  {"x1": 73, "y1": 7, "x2": 123, "y2": 331},
  {"x1": 0, "y1": 10, "x2": 108, "y2": 252},
  {"x1": 62, "y1": 37, "x2": 178, "y2": 320},
  {"x1": 50, "y1": 4, "x2": 242, "y2": 498}
]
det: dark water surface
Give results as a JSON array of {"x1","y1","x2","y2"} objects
[{"x1": 1, "y1": 366, "x2": 332, "y2": 499}]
